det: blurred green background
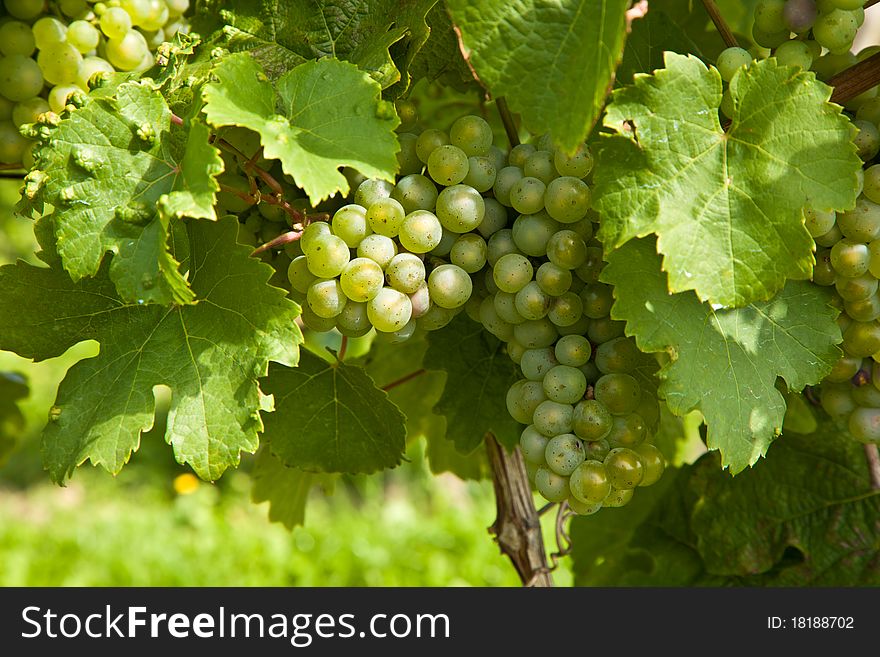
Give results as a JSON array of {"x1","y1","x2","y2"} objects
[{"x1": 0, "y1": 177, "x2": 571, "y2": 587}]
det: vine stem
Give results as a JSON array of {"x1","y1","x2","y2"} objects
[
  {"x1": 701, "y1": 0, "x2": 738, "y2": 48},
  {"x1": 485, "y1": 434, "x2": 554, "y2": 587},
  {"x1": 381, "y1": 369, "x2": 426, "y2": 391},
  {"x1": 337, "y1": 335, "x2": 348, "y2": 362},
  {"x1": 864, "y1": 444, "x2": 880, "y2": 490},
  {"x1": 495, "y1": 97, "x2": 520, "y2": 147},
  {"x1": 829, "y1": 52, "x2": 880, "y2": 105}
]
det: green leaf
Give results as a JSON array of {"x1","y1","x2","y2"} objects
[
  {"x1": 0, "y1": 217, "x2": 301, "y2": 483},
  {"x1": 21, "y1": 81, "x2": 223, "y2": 306},
  {"x1": 262, "y1": 350, "x2": 407, "y2": 474},
  {"x1": 0, "y1": 372, "x2": 28, "y2": 464},
  {"x1": 447, "y1": 0, "x2": 630, "y2": 153},
  {"x1": 602, "y1": 238, "x2": 842, "y2": 473},
  {"x1": 617, "y1": 7, "x2": 701, "y2": 84},
  {"x1": 212, "y1": 0, "x2": 436, "y2": 91},
  {"x1": 203, "y1": 54, "x2": 399, "y2": 203},
  {"x1": 424, "y1": 315, "x2": 521, "y2": 452},
  {"x1": 406, "y1": 2, "x2": 475, "y2": 92},
  {"x1": 595, "y1": 54, "x2": 861, "y2": 306},
  {"x1": 251, "y1": 447, "x2": 315, "y2": 529}
]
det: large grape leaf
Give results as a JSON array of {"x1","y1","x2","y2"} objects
[
  {"x1": 446, "y1": 0, "x2": 630, "y2": 153},
  {"x1": 211, "y1": 0, "x2": 436, "y2": 90},
  {"x1": 424, "y1": 315, "x2": 521, "y2": 452},
  {"x1": 617, "y1": 6, "x2": 701, "y2": 83},
  {"x1": 262, "y1": 350, "x2": 407, "y2": 474},
  {"x1": 572, "y1": 427, "x2": 880, "y2": 586},
  {"x1": 602, "y1": 238, "x2": 841, "y2": 473},
  {"x1": 20, "y1": 81, "x2": 223, "y2": 306},
  {"x1": 251, "y1": 447, "x2": 316, "y2": 529},
  {"x1": 595, "y1": 54, "x2": 861, "y2": 306},
  {"x1": 406, "y1": 2, "x2": 475, "y2": 92},
  {"x1": 0, "y1": 372, "x2": 28, "y2": 463},
  {"x1": 202, "y1": 54, "x2": 399, "y2": 203},
  {"x1": 0, "y1": 217, "x2": 301, "y2": 483}
]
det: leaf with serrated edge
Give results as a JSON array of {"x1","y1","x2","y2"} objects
[
  {"x1": 0, "y1": 217, "x2": 301, "y2": 483},
  {"x1": 595, "y1": 54, "x2": 861, "y2": 306},
  {"x1": 202, "y1": 54, "x2": 399, "y2": 204},
  {"x1": 424, "y1": 315, "x2": 521, "y2": 452},
  {"x1": 251, "y1": 447, "x2": 315, "y2": 529},
  {"x1": 262, "y1": 351, "x2": 406, "y2": 474},
  {"x1": 447, "y1": 0, "x2": 629, "y2": 152},
  {"x1": 21, "y1": 81, "x2": 223, "y2": 306},
  {"x1": 602, "y1": 238, "x2": 841, "y2": 473}
]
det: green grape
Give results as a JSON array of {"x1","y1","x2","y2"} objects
[
  {"x1": 399, "y1": 210, "x2": 443, "y2": 253},
  {"x1": 508, "y1": 143, "x2": 536, "y2": 168},
  {"x1": 3, "y1": 0, "x2": 44, "y2": 20},
  {"x1": 583, "y1": 437, "x2": 610, "y2": 461},
  {"x1": 578, "y1": 361, "x2": 602, "y2": 384},
  {"x1": 287, "y1": 256, "x2": 318, "y2": 294},
  {"x1": 835, "y1": 273, "x2": 877, "y2": 302},
  {"x1": 825, "y1": 354, "x2": 862, "y2": 382},
  {"x1": 634, "y1": 444, "x2": 665, "y2": 486},
  {"x1": 416, "y1": 304, "x2": 460, "y2": 332},
  {"x1": 487, "y1": 229, "x2": 520, "y2": 266},
  {"x1": 506, "y1": 379, "x2": 547, "y2": 424},
  {"x1": 547, "y1": 230, "x2": 587, "y2": 270},
  {"x1": 607, "y1": 413, "x2": 646, "y2": 448},
  {"x1": 396, "y1": 132, "x2": 422, "y2": 176},
  {"x1": 784, "y1": 0, "x2": 818, "y2": 32},
  {"x1": 535, "y1": 467, "x2": 570, "y2": 503},
  {"x1": 0, "y1": 97, "x2": 12, "y2": 121},
  {"x1": 506, "y1": 337, "x2": 527, "y2": 364},
  {"x1": 533, "y1": 400, "x2": 574, "y2": 436},
  {"x1": 357, "y1": 233, "x2": 397, "y2": 269},
  {"x1": 493, "y1": 253, "x2": 534, "y2": 293},
  {"x1": 0, "y1": 55, "x2": 44, "y2": 101},
  {"x1": 487, "y1": 145, "x2": 508, "y2": 171},
  {"x1": 415, "y1": 128, "x2": 449, "y2": 163},
  {"x1": 831, "y1": 239, "x2": 870, "y2": 278},
  {"x1": 374, "y1": 318, "x2": 417, "y2": 344},
  {"x1": 513, "y1": 317, "x2": 558, "y2": 349},
  {"x1": 11, "y1": 96, "x2": 49, "y2": 128},
  {"x1": 520, "y1": 347, "x2": 558, "y2": 381},
  {"x1": 67, "y1": 20, "x2": 101, "y2": 54},
  {"x1": 820, "y1": 383, "x2": 856, "y2": 418},
  {"x1": 581, "y1": 283, "x2": 614, "y2": 319},
  {"x1": 140, "y1": 0, "x2": 170, "y2": 32},
  {"x1": 409, "y1": 281, "x2": 431, "y2": 318},
  {"x1": 548, "y1": 292, "x2": 583, "y2": 327},
  {"x1": 572, "y1": 399, "x2": 613, "y2": 441},
  {"x1": 0, "y1": 21, "x2": 35, "y2": 57},
  {"x1": 33, "y1": 17, "x2": 68, "y2": 51},
  {"x1": 461, "y1": 155, "x2": 496, "y2": 192},
  {"x1": 520, "y1": 425, "x2": 550, "y2": 464},
  {"x1": 449, "y1": 114, "x2": 493, "y2": 157},
  {"x1": 512, "y1": 211, "x2": 559, "y2": 257},
  {"x1": 493, "y1": 166, "x2": 524, "y2": 207},
  {"x1": 484, "y1": 268, "x2": 501, "y2": 295},
  {"x1": 753, "y1": 0, "x2": 787, "y2": 33},
  {"x1": 385, "y1": 253, "x2": 425, "y2": 294},
  {"x1": 536, "y1": 262, "x2": 572, "y2": 296},
  {"x1": 844, "y1": 320, "x2": 880, "y2": 357},
  {"x1": 604, "y1": 447, "x2": 645, "y2": 490},
  {"x1": 305, "y1": 233, "x2": 351, "y2": 278},
  {"x1": 478, "y1": 198, "x2": 509, "y2": 239},
  {"x1": 544, "y1": 176, "x2": 591, "y2": 223},
  {"x1": 568, "y1": 216, "x2": 594, "y2": 241},
  {"x1": 602, "y1": 487, "x2": 634, "y2": 508},
  {"x1": 60, "y1": 0, "x2": 87, "y2": 17},
  {"x1": 301, "y1": 306, "x2": 337, "y2": 331},
  {"x1": 774, "y1": 39, "x2": 813, "y2": 69},
  {"x1": 715, "y1": 46, "x2": 752, "y2": 82},
  {"x1": 523, "y1": 150, "x2": 556, "y2": 185},
  {"x1": 391, "y1": 174, "x2": 438, "y2": 213},
  {"x1": 336, "y1": 301, "x2": 372, "y2": 337},
  {"x1": 430, "y1": 228, "x2": 457, "y2": 257},
  {"x1": 568, "y1": 274, "x2": 586, "y2": 295},
  {"x1": 812, "y1": 51, "x2": 857, "y2": 81},
  {"x1": 848, "y1": 407, "x2": 880, "y2": 443},
  {"x1": 846, "y1": 294, "x2": 880, "y2": 323},
  {"x1": 853, "y1": 382, "x2": 880, "y2": 406},
  {"x1": 569, "y1": 460, "x2": 611, "y2": 504},
  {"x1": 0, "y1": 120, "x2": 29, "y2": 164},
  {"x1": 812, "y1": 249, "x2": 836, "y2": 286},
  {"x1": 494, "y1": 291, "x2": 526, "y2": 325},
  {"x1": 307, "y1": 279, "x2": 348, "y2": 318},
  {"x1": 450, "y1": 233, "x2": 488, "y2": 273},
  {"x1": 100, "y1": 8, "x2": 133, "y2": 41},
  {"x1": 366, "y1": 197, "x2": 406, "y2": 237},
  {"x1": 122, "y1": 0, "x2": 154, "y2": 25},
  {"x1": 594, "y1": 373, "x2": 641, "y2": 416},
  {"x1": 567, "y1": 496, "x2": 602, "y2": 516},
  {"x1": 340, "y1": 257, "x2": 384, "y2": 302},
  {"x1": 595, "y1": 337, "x2": 639, "y2": 374},
  {"x1": 427, "y1": 144, "x2": 469, "y2": 186},
  {"x1": 395, "y1": 100, "x2": 418, "y2": 131},
  {"x1": 803, "y1": 207, "x2": 837, "y2": 237},
  {"x1": 368, "y1": 287, "x2": 413, "y2": 332},
  {"x1": 752, "y1": 24, "x2": 790, "y2": 49},
  {"x1": 509, "y1": 176, "x2": 546, "y2": 215},
  {"x1": 480, "y1": 297, "x2": 515, "y2": 341},
  {"x1": 354, "y1": 178, "x2": 394, "y2": 208},
  {"x1": 863, "y1": 165, "x2": 880, "y2": 205},
  {"x1": 545, "y1": 434, "x2": 585, "y2": 476},
  {"x1": 554, "y1": 144, "x2": 593, "y2": 178},
  {"x1": 514, "y1": 281, "x2": 551, "y2": 320},
  {"x1": 543, "y1": 365, "x2": 587, "y2": 404},
  {"x1": 428, "y1": 264, "x2": 472, "y2": 309},
  {"x1": 436, "y1": 184, "x2": 485, "y2": 233},
  {"x1": 814, "y1": 223, "x2": 844, "y2": 247},
  {"x1": 575, "y1": 246, "x2": 604, "y2": 284},
  {"x1": 853, "y1": 120, "x2": 880, "y2": 161},
  {"x1": 813, "y1": 9, "x2": 859, "y2": 54},
  {"x1": 331, "y1": 204, "x2": 370, "y2": 247},
  {"x1": 105, "y1": 31, "x2": 150, "y2": 71},
  {"x1": 555, "y1": 335, "x2": 591, "y2": 367}
]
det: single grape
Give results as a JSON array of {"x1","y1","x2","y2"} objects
[
  {"x1": 0, "y1": 55, "x2": 44, "y2": 101},
  {"x1": 416, "y1": 304, "x2": 460, "y2": 332},
  {"x1": 67, "y1": 20, "x2": 101, "y2": 54},
  {"x1": 572, "y1": 399, "x2": 613, "y2": 441},
  {"x1": 543, "y1": 365, "x2": 587, "y2": 404},
  {"x1": 803, "y1": 207, "x2": 837, "y2": 237},
  {"x1": 305, "y1": 233, "x2": 350, "y2": 278},
  {"x1": 396, "y1": 132, "x2": 422, "y2": 176},
  {"x1": 512, "y1": 211, "x2": 559, "y2": 257},
  {"x1": 604, "y1": 447, "x2": 645, "y2": 490},
  {"x1": 332, "y1": 204, "x2": 371, "y2": 246},
  {"x1": 523, "y1": 150, "x2": 556, "y2": 185},
  {"x1": 774, "y1": 39, "x2": 813, "y2": 69},
  {"x1": 336, "y1": 301, "x2": 372, "y2": 338},
  {"x1": 430, "y1": 228, "x2": 457, "y2": 257},
  {"x1": 583, "y1": 438, "x2": 611, "y2": 462},
  {"x1": 506, "y1": 337, "x2": 527, "y2": 364},
  {"x1": 716, "y1": 46, "x2": 752, "y2": 82},
  {"x1": 831, "y1": 239, "x2": 870, "y2": 278},
  {"x1": 546, "y1": 230, "x2": 587, "y2": 270},
  {"x1": 427, "y1": 144, "x2": 469, "y2": 186},
  {"x1": 354, "y1": 178, "x2": 394, "y2": 209},
  {"x1": 0, "y1": 120, "x2": 29, "y2": 164},
  {"x1": 515, "y1": 281, "x2": 552, "y2": 320},
  {"x1": 544, "y1": 176, "x2": 591, "y2": 223},
  {"x1": 567, "y1": 496, "x2": 602, "y2": 516},
  {"x1": 520, "y1": 347, "x2": 558, "y2": 381},
  {"x1": 0, "y1": 21, "x2": 35, "y2": 57},
  {"x1": 391, "y1": 174, "x2": 438, "y2": 213},
  {"x1": 415, "y1": 128, "x2": 449, "y2": 163},
  {"x1": 506, "y1": 379, "x2": 548, "y2": 425},
  {"x1": 513, "y1": 317, "x2": 558, "y2": 349},
  {"x1": 554, "y1": 144, "x2": 593, "y2": 178},
  {"x1": 548, "y1": 291, "x2": 583, "y2": 327},
  {"x1": 367, "y1": 287, "x2": 413, "y2": 332},
  {"x1": 495, "y1": 291, "x2": 527, "y2": 325},
  {"x1": 105, "y1": 31, "x2": 151, "y2": 72},
  {"x1": 385, "y1": 253, "x2": 425, "y2": 294},
  {"x1": 436, "y1": 184, "x2": 485, "y2": 233},
  {"x1": 535, "y1": 467, "x2": 570, "y2": 503},
  {"x1": 478, "y1": 197, "x2": 509, "y2": 239},
  {"x1": 536, "y1": 262, "x2": 572, "y2": 296},
  {"x1": 595, "y1": 337, "x2": 640, "y2": 374},
  {"x1": 602, "y1": 487, "x2": 635, "y2": 508},
  {"x1": 533, "y1": 400, "x2": 574, "y2": 436},
  {"x1": 575, "y1": 246, "x2": 604, "y2": 284},
  {"x1": 594, "y1": 373, "x2": 641, "y2": 416},
  {"x1": 399, "y1": 210, "x2": 443, "y2": 253},
  {"x1": 493, "y1": 253, "x2": 534, "y2": 294},
  {"x1": 409, "y1": 281, "x2": 431, "y2": 318},
  {"x1": 487, "y1": 229, "x2": 521, "y2": 266},
  {"x1": 820, "y1": 383, "x2": 857, "y2": 418},
  {"x1": 395, "y1": 99, "x2": 418, "y2": 131},
  {"x1": 555, "y1": 335, "x2": 591, "y2": 367},
  {"x1": 493, "y1": 166, "x2": 524, "y2": 207},
  {"x1": 520, "y1": 425, "x2": 550, "y2": 464},
  {"x1": 854, "y1": 120, "x2": 880, "y2": 161},
  {"x1": 825, "y1": 355, "x2": 863, "y2": 382},
  {"x1": 428, "y1": 264, "x2": 473, "y2": 309},
  {"x1": 357, "y1": 234, "x2": 397, "y2": 269},
  {"x1": 3, "y1": 0, "x2": 44, "y2": 20},
  {"x1": 848, "y1": 407, "x2": 880, "y2": 443},
  {"x1": 813, "y1": 9, "x2": 859, "y2": 55},
  {"x1": 509, "y1": 176, "x2": 546, "y2": 215},
  {"x1": 545, "y1": 433, "x2": 585, "y2": 476},
  {"x1": 366, "y1": 197, "x2": 406, "y2": 237},
  {"x1": 783, "y1": 0, "x2": 818, "y2": 32},
  {"x1": 846, "y1": 294, "x2": 880, "y2": 323},
  {"x1": 450, "y1": 233, "x2": 488, "y2": 273},
  {"x1": 633, "y1": 444, "x2": 665, "y2": 486},
  {"x1": 853, "y1": 382, "x2": 880, "y2": 407},
  {"x1": 569, "y1": 460, "x2": 611, "y2": 504},
  {"x1": 461, "y1": 155, "x2": 496, "y2": 192},
  {"x1": 307, "y1": 279, "x2": 348, "y2": 318},
  {"x1": 449, "y1": 114, "x2": 493, "y2": 156},
  {"x1": 581, "y1": 283, "x2": 615, "y2": 319},
  {"x1": 815, "y1": 224, "x2": 844, "y2": 248},
  {"x1": 754, "y1": 0, "x2": 787, "y2": 34},
  {"x1": 835, "y1": 273, "x2": 877, "y2": 302},
  {"x1": 607, "y1": 413, "x2": 646, "y2": 448},
  {"x1": 340, "y1": 258, "x2": 384, "y2": 302},
  {"x1": 480, "y1": 297, "x2": 515, "y2": 341},
  {"x1": 508, "y1": 143, "x2": 536, "y2": 168},
  {"x1": 11, "y1": 96, "x2": 49, "y2": 128}
]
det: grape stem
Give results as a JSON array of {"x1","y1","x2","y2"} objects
[
  {"x1": 701, "y1": 0, "x2": 739, "y2": 48},
  {"x1": 170, "y1": 113, "x2": 184, "y2": 127},
  {"x1": 828, "y1": 52, "x2": 880, "y2": 105},
  {"x1": 251, "y1": 229, "x2": 303, "y2": 256},
  {"x1": 381, "y1": 369, "x2": 426, "y2": 391},
  {"x1": 864, "y1": 444, "x2": 880, "y2": 490},
  {"x1": 337, "y1": 335, "x2": 348, "y2": 362},
  {"x1": 486, "y1": 434, "x2": 555, "y2": 587},
  {"x1": 495, "y1": 97, "x2": 521, "y2": 148}
]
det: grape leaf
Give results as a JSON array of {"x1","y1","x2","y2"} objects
[
  {"x1": 424, "y1": 315, "x2": 521, "y2": 452},
  {"x1": 406, "y1": 2, "x2": 475, "y2": 92},
  {"x1": 602, "y1": 238, "x2": 841, "y2": 473},
  {"x1": 251, "y1": 447, "x2": 315, "y2": 529},
  {"x1": 212, "y1": 0, "x2": 436, "y2": 91},
  {"x1": 20, "y1": 81, "x2": 223, "y2": 306},
  {"x1": 262, "y1": 350, "x2": 407, "y2": 474},
  {"x1": 595, "y1": 54, "x2": 861, "y2": 306},
  {"x1": 617, "y1": 7, "x2": 701, "y2": 83},
  {"x1": 446, "y1": 0, "x2": 630, "y2": 153},
  {"x1": 202, "y1": 54, "x2": 399, "y2": 203},
  {"x1": 0, "y1": 372, "x2": 28, "y2": 464},
  {"x1": 0, "y1": 217, "x2": 301, "y2": 483}
]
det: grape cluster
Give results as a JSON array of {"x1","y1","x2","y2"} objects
[{"x1": 0, "y1": 0, "x2": 189, "y2": 167}]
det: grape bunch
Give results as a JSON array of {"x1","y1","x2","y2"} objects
[{"x1": 0, "y1": 0, "x2": 190, "y2": 167}]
